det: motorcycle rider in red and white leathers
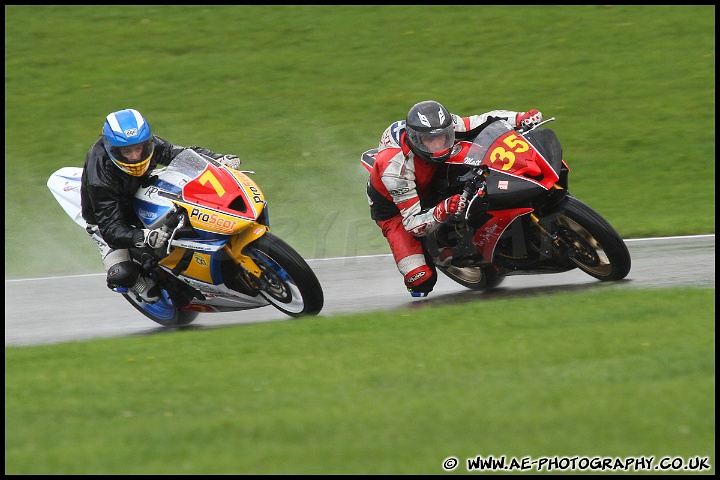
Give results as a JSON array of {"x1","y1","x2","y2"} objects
[{"x1": 365, "y1": 100, "x2": 543, "y2": 297}]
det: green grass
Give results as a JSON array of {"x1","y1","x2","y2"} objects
[
  {"x1": 4, "y1": 5, "x2": 715, "y2": 475},
  {"x1": 5, "y1": 288, "x2": 715, "y2": 474},
  {"x1": 4, "y1": 5, "x2": 715, "y2": 279}
]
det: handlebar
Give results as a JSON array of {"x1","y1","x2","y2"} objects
[
  {"x1": 455, "y1": 167, "x2": 489, "y2": 220},
  {"x1": 517, "y1": 116, "x2": 556, "y2": 134},
  {"x1": 159, "y1": 205, "x2": 185, "y2": 256}
]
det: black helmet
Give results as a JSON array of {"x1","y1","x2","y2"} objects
[{"x1": 405, "y1": 100, "x2": 455, "y2": 164}]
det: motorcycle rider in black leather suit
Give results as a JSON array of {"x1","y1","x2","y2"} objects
[{"x1": 81, "y1": 108, "x2": 241, "y2": 303}]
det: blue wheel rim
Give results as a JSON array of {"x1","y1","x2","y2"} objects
[{"x1": 136, "y1": 289, "x2": 176, "y2": 321}]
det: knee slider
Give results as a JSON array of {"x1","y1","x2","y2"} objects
[
  {"x1": 404, "y1": 265, "x2": 436, "y2": 294},
  {"x1": 106, "y1": 261, "x2": 139, "y2": 289}
]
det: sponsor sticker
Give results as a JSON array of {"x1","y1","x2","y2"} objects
[{"x1": 407, "y1": 271, "x2": 426, "y2": 283}]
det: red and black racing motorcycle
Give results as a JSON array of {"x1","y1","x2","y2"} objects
[{"x1": 361, "y1": 117, "x2": 631, "y2": 291}]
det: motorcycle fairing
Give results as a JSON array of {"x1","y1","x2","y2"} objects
[
  {"x1": 136, "y1": 151, "x2": 272, "y2": 284},
  {"x1": 137, "y1": 163, "x2": 265, "y2": 237},
  {"x1": 361, "y1": 148, "x2": 378, "y2": 172},
  {"x1": 182, "y1": 165, "x2": 265, "y2": 221},
  {"x1": 157, "y1": 226, "x2": 268, "y2": 286},
  {"x1": 471, "y1": 207, "x2": 534, "y2": 262},
  {"x1": 158, "y1": 248, "x2": 215, "y2": 284},
  {"x1": 483, "y1": 130, "x2": 559, "y2": 189},
  {"x1": 47, "y1": 167, "x2": 86, "y2": 228},
  {"x1": 447, "y1": 120, "x2": 560, "y2": 189}
]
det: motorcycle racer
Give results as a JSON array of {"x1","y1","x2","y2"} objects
[
  {"x1": 366, "y1": 100, "x2": 543, "y2": 296},
  {"x1": 81, "y1": 108, "x2": 242, "y2": 303}
]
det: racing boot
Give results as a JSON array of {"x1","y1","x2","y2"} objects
[
  {"x1": 404, "y1": 265, "x2": 436, "y2": 298},
  {"x1": 434, "y1": 247, "x2": 454, "y2": 267},
  {"x1": 130, "y1": 275, "x2": 161, "y2": 303}
]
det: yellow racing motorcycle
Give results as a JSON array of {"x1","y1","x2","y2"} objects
[{"x1": 48, "y1": 149, "x2": 324, "y2": 326}]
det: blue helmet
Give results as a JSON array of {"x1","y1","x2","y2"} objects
[{"x1": 102, "y1": 109, "x2": 155, "y2": 176}]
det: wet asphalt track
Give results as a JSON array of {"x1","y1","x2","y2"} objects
[{"x1": 4, "y1": 235, "x2": 714, "y2": 347}]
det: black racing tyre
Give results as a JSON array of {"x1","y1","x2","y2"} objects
[
  {"x1": 550, "y1": 196, "x2": 631, "y2": 281},
  {"x1": 244, "y1": 232, "x2": 324, "y2": 317},
  {"x1": 437, "y1": 264, "x2": 505, "y2": 292},
  {"x1": 122, "y1": 288, "x2": 199, "y2": 327}
]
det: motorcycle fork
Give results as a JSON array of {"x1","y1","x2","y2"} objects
[
  {"x1": 447, "y1": 221, "x2": 482, "y2": 263},
  {"x1": 227, "y1": 226, "x2": 268, "y2": 276},
  {"x1": 529, "y1": 213, "x2": 568, "y2": 259},
  {"x1": 226, "y1": 226, "x2": 279, "y2": 293}
]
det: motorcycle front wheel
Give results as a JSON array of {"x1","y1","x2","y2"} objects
[
  {"x1": 122, "y1": 288, "x2": 199, "y2": 327},
  {"x1": 550, "y1": 196, "x2": 631, "y2": 281},
  {"x1": 244, "y1": 232, "x2": 324, "y2": 317}
]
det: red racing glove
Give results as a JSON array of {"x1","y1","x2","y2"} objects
[
  {"x1": 433, "y1": 194, "x2": 467, "y2": 223},
  {"x1": 516, "y1": 109, "x2": 543, "y2": 129}
]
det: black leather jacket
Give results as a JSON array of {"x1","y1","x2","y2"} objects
[{"x1": 81, "y1": 135, "x2": 222, "y2": 249}]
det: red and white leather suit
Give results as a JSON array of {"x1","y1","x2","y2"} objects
[{"x1": 366, "y1": 110, "x2": 526, "y2": 293}]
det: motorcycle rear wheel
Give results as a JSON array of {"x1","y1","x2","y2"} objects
[
  {"x1": 122, "y1": 288, "x2": 199, "y2": 327},
  {"x1": 437, "y1": 264, "x2": 505, "y2": 291},
  {"x1": 551, "y1": 196, "x2": 631, "y2": 281},
  {"x1": 244, "y1": 232, "x2": 324, "y2": 317}
]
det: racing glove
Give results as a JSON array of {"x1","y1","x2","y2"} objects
[
  {"x1": 133, "y1": 228, "x2": 170, "y2": 249},
  {"x1": 218, "y1": 154, "x2": 241, "y2": 169},
  {"x1": 433, "y1": 194, "x2": 467, "y2": 223},
  {"x1": 516, "y1": 109, "x2": 543, "y2": 129}
]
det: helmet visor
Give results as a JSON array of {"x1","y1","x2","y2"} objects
[
  {"x1": 107, "y1": 139, "x2": 155, "y2": 176},
  {"x1": 114, "y1": 156, "x2": 152, "y2": 176},
  {"x1": 417, "y1": 125, "x2": 455, "y2": 161}
]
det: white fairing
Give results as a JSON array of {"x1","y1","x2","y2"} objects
[
  {"x1": 47, "y1": 167, "x2": 86, "y2": 229},
  {"x1": 134, "y1": 184, "x2": 178, "y2": 230},
  {"x1": 132, "y1": 157, "x2": 199, "y2": 229}
]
